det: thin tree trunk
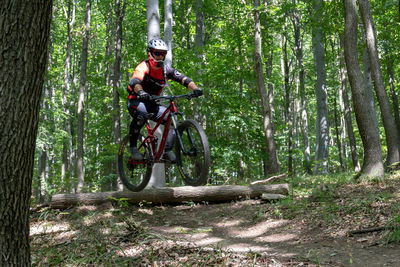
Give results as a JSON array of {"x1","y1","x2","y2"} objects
[
  {"x1": 387, "y1": 61, "x2": 400, "y2": 140},
  {"x1": 312, "y1": 0, "x2": 329, "y2": 174},
  {"x1": 339, "y1": 37, "x2": 361, "y2": 172},
  {"x1": 292, "y1": 3, "x2": 311, "y2": 174},
  {"x1": 164, "y1": 0, "x2": 173, "y2": 67},
  {"x1": 359, "y1": 0, "x2": 400, "y2": 167},
  {"x1": 343, "y1": 0, "x2": 384, "y2": 179},
  {"x1": 77, "y1": 0, "x2": 91, "y2": 193},
  {"x1": 254, "y1": 0, "x2": 280, "y2": 175},
  {"x1": 0, "y1": 1, "x2": 52, "y2": 265},
  {"x1": 61, "y1": 0, "x2": 76, "y2": 192},
  {"x1": 113, "y1": 0, "x2": 126, "y2": 191}
]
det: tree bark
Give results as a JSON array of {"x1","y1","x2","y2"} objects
[
  {"x1": 0, "y1": 1, "x2": 52, "y2": 265},
  {"x1": 343, "y1": 0, "x2": 384, "y2": 179},
  {"x1": 113, "y1": 0, "x2": 126, "y2": 191},
  {"x1": 339, "y1": 37, "x2": 361, "y2": 172},
  {"x1": 50, "y1": 184, "x2": 290, "y2": 208},
  {"x1": 358, "y1": 0, "x2": 400, "y2": 167},
  {"x1": 77, "y1": 0, "x2": 91, "y2": 193},
  {"x1": 164, "y1": 0, "x2": 173, "y2": 67},
  {"x1": 146, "y1": 0, "x2": 166, "y2": 188},
  {"x1": 292, "y1": 3, "x2": 311, "y2": 174},
  {"x1": 387, "y1": 60, "x2": 400, "y2": 140},
  {"x1": 312, "y1": 0, "x2": 329, "y2": 175},
  {"x1": 254, "y1": 0, "x2": 280, "y2": 175}
]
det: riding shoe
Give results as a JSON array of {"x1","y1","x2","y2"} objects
[
  {"x1": 163, "y1": 150, "x2": 176, "y2": 162},
  {"x1": 129, "y1": 146, "x2": 144, "y2": 161}
]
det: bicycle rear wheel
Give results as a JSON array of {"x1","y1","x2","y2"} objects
[
  {"x1": 118, "y1": 134, "x2": 153, "y2": 192},
  {"x1": 176, "y1": 119, "x2": 210, "y2": 186}
]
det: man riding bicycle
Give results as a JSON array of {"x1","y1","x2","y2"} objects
[{"x1": 127, "y1": 38, "x2": 202, "y2": 162}]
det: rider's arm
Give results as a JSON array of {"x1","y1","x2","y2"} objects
[
  {"x1": 128, "y1": 61, "x2": 147, "y2": 94},
  {"x1": 166, "y1": 67, "x2": 199, "y2": 90}
]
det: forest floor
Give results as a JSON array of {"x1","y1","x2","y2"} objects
[{"x1": 30, "y1": 173, "x2": 400, "y2": 266}]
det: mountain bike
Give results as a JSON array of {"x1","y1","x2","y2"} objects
[{"x1": 118, "y1": 92, "x2": 210, "y2": 192}]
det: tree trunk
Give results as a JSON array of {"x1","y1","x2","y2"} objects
[
  {"x1": 387, "y1": 60, "x2": 400, "y2": 140},
  {"x1": 50, "y1": 184, "x2": 290, "y2": 208},
  {"x1": 77, "y1": 0, "x2": 91, "y2": 193},
  {"x1": 358, "y1": 0, "x2": 400, "y2": 167},
  {"x1": 292, "y1": 3, "x2": 311, "y2": 174},
  {"x1": 339, "y1": 37, "x2": 361, "y2": 172},
  {"x1": 343, "y1": 0, "x2": 384, "y2": 179},
  {"x1": 113, "y1": 0, "x2": 126, "y2": 191},
  {"x1": 0, "y1": 1, "x2": 52, "y2": 265},
  {"x1": 312, "y1": 0, "x2": 329, "y2": 175},
  {"x1": 254, "y1": 0, "x2": 280, "y2": 175},
  {"x1": 164, "y1": 0, "x2": 173, "y2": 67},
  {"x1": 146, "y1": 0, "x2": 166, "y2": 188},
  {"x1": 281, "y1": 31, "x2": 293, "y2": 174}
]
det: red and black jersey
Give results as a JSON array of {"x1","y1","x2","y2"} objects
[{"x1": 127, "y1": 60, "x2": 188, "y2": 99}]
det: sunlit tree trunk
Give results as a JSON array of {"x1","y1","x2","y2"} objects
[
  {"x1": 343, "y1": 0, "x2": 384, "y2": 179},
  {"x1": 77, "y1": 0, "x2": 91, "y2": 193},
  {"x1": 0, "y1": 1, "x2": 52, "y2": 265},
  {"x1": 312, "y1": 0, "x2": 329, "y2": 174},
  {"x1": 164, "y1": 0, "x2": 173, "y2": 67},
  {"x1": 146, "y1": 0, "x2": 166, "y2": 188},
  {"x1": 254, "y1": 0, "x2": 280, "y2": 175},
  {"x1": 359, "y1": 0, "x2": 400, "y2": 167}
]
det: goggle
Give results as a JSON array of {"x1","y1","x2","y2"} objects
[{"x1": 152, "y1": 50, "x2": 167, "y2": 56}]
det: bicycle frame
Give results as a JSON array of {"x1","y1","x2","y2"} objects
[{"x1": 138, "y1": 100, "x2": 178, "y2": 163}]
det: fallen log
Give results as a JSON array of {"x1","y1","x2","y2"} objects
[{"x1": 50, "y1": 184, "x2": 289, "y2": 209}]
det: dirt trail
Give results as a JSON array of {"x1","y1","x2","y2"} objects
[{"x1": 134, "y1": 200, "x2": 400, "y2": 266}]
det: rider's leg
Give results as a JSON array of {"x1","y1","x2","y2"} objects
[
  {"x1": 128, "y1": 102, "x2": 148, "y2": 160},
  {"x1": 155, "y1": 105, "x2": 176, "y2": 162}
]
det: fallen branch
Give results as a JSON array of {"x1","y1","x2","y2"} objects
[
  {"x1": 50, "y1": 184, "x2": 290, "y2": 209},
  {"x1": 348, "y1": 226, "x2": 386, "y2": 236},
  {"x1": 250, "y1": 174, "x2": 288, "y2": 185}
]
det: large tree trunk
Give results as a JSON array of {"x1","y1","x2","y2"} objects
[
  {"x1": 358, "y1": 0, "x2": 400, "y2": 167},
  {"x1": 254, "y1": 0, "x2": 280, "y2": 175},
  {"x1": 0, "y1": 1, "x2": 52, "y2": 265},
  {"x1": 77, "y1": 0, "x2": 91, "y2": 193},
  {"x1": 343, "y1": 0, "x2": 384, "y2": 179},
  {"x1": 113, "y1": 0, "x2": 126, "y2": 191},
  {"x1": 312, "y1": 0, "x2": 329, "y2": 175},
  {"x1": 50, "y1": 184, "x2": 290, "y2": 208}
]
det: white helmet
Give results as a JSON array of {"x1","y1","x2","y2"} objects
[{"x1": 147, "y1": 38, "x2": 168, "y2": 67}]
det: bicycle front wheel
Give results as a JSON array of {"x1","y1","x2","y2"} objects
[
  {"x1": 118, "y1": 134, "x2": 153, "y2": 192},
  {"x1": 176, "y1": 119, "x2": 210, "y2": 186}
]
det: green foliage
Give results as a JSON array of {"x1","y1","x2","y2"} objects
[
  {"x1": 385, "y1": 215, "x2": 400, "y2": 244},
  {"x1": 33, "y1": 0, "x2": 400, "y2": 198}
]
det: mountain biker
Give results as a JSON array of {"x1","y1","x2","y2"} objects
[{"x1": 127, "y1": 38, "x2": 203, "y2": 162}]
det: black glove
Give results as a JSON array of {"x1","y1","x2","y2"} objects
[
  {"x1": 137, "y1": 90, "x2": 150, "y2": 100},
  {"x1": 193, "y1": 89, "x2": 203, "y2": 97}
]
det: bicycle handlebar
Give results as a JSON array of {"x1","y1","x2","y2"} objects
[{"x1": 149, "y1": 92, "x2": 200, "y2": 102}]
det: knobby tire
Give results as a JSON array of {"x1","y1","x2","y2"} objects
[
  {"x1": 118, "y1": 134, "x2": 153, "y2": 192},
  {"x1": 176, "y1": 119, "x2": 210, "y2": 186}
]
